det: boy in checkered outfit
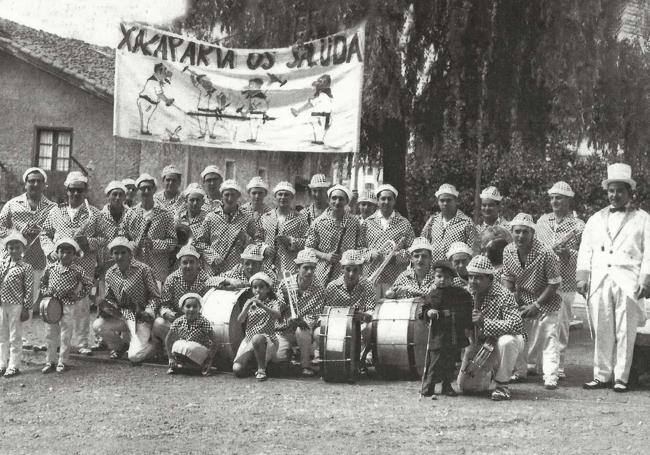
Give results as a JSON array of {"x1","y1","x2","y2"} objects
[
  {"x1": 0, "y1": 232, "x2": 33, "y2": 377},
  {"x1": 41, "y1": 238, "x2": 93, "y2": 374}
]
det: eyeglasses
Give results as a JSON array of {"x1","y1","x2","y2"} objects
[{"x1": 67, "y1": 188, "x2": 86, "y2": 194}]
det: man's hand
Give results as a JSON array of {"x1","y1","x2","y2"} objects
[
  {"x1": 427, "y1": 309, "x2": 440, "y2": 320},
  {"x1": 634, "y1": 284, "x2": 650, "y2": 300},
  {"x1": 166, "y1": 98, "x2": 175, "y2": 107},
  {"x1": 472, "y1": 309, "x2": 484, "y2": 327},
  {"x1": 369, "y1": 250, "x2": 382, "y2": 262},
  {"x1": 263, "y1": 246, "x2": 275, "y2": 259},
  {"x1": 576, "y1": 280, "x2": 589, "y2": 297},
  {"x1": 162, "y1": 311, "x2": 176, "y2": 323},
  {"x1": 520, "y1": 303, "x2": 540, "y2": 319},
  {"x1": 323, "y1": 253, "x2": 341, "y2": 264},
  {"x1": 48, "y1": 251, "x2": 58, "y2": 262},
  {"x1": 554, "y1": 247, "x2": 571, "y2": 262},
  {"x1": 140, "y1": 237, "x2": 154, "y2": 251}
]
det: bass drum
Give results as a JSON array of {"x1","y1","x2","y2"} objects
[
  {"x1": 40, "y1": 296, "x2": 63, "y2": 324},
  {"x1": 371, "y1": 298, "x2": 429, "y2": 380},
  {"x1": 317, "y1": 306, "x2": 360, "y2": 383},
  {"x1": 202, "y1": 287, "x2": 252, "y2": 371}
]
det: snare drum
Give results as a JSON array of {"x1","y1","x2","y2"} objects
[
  {"x1": 39, "y1": 296, "x2": 63, "y2": 324},
  {"x1": 317, "y1": 306, "x2": 360, "y2": 383},
  {"x1": 371, "y1": 298, "x2": 428, "y2": 380},
  {"x1": 201, "y1": 287, "x2": 252, "y2": 371}
]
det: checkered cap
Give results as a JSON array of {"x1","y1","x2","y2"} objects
[
  {"x1": 201, "y1": 165, "x2": 222, "y2": 179},
  {"x1": 466, "y1": 255, "x2": 495, "y2": 275},
  {"x1": 408, "y1": 237, "x2": 434, "y2": 254},
  {"x1": 176, "y1": 244, "x2": 201, "y2": 259},
  {"x1": 273, "y1": 181, "x2": 296, "y2": 195},
  {"x1": 510, "y1": 213, "x2": 536, "y2": 231},
  {"x1": 105, "y1": 180, "x2": 127, "y2": 195},
  {"x1": 327, "y1": 184, "x2": 352, "y2": 202},
  {"x1": 108, "y1": 236, "x2": 134, "y2": 252},
  {"x1": 547, "y1": 181, "x2": 575, "y2": 198},
  {"x1": 220, "y1": 179, "x2": 241, "y2": 194},
  {"x1": 241, "y1": 243, "x2": 264, "y2": 261},
  {"x1": 64, "y1": 171, "x2": 88, "y2": 187},
  {"x1": 340, "y1": 249, "x2": 365, "y2": 266},
  {"x1": 375, "y1": 184, "x2": 398, "y2": 198},
  {"x1": 480, "y1": 186, "x2": 503, "y2": 202},
  {"x1": 435, "y1": 183, "x2": 459, "y2": 198},
  {"x1": 178, "y1": 292, "x2": 203, "y2": 308},
  {"x1": 23, "y1": 167, "x2": 47, "y2": 183},
  {"x1": 136, "y1": 173, "x2": 157, "y2": 187},
  {"x1": 3, "y1": 230, "x2": 27, "y2": 248},
  {"x1": 249, "y1": 271, "x2": 274, "y2": 287},
  {"x1": 55, "y1": 237, "x2": 83, "y2": 257},
  {"x1": 357, "y1": 190, "x2": 377, "y2": 204},
  {"x1": 182, "y1": 183, "x2": 206, "y2": 198},
  {"x1": 446, "y1": 241, "x2": 473, "y2": 259},
  {"x1": 161, "y1": 165, "x2": 182, "y2": 177},
  {"x1": 294, "y1": 248, "x2": 318, "y2": 265},
  {"x1": 122, "y1": 178, "x2": 136, "y2": 187},
  {"x1": 308, "y1": 174, "x2": 331, "y2": 188},
  {"x1": 247, "y1": 176, "x2": 268, "y2": 192}
]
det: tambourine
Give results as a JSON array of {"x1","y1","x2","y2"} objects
[{"x1": 39, "y1": 296, "x2": 63, "y2": 324}]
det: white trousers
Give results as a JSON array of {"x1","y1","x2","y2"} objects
[
  {"x1": 590, "y1": 278, "x2": 643, "y2": 383},
  {"x1": 557, "y1": 291, "x2": 576, "y2": 372},
  {"x1": 172, "y1": 340, "x2": 209, "y2": 365},
  {"x1": 277, "y1": 328, "x2": 314, "y2": 368},
  {"x1": 46, "y1": 302, "x2": 82, "y2": 365},
  {"x1": 0, "y1": 305, "x2": 23, "y2": 369},
  {"x1": 72, "y1": 296, "x2": 91, "y2": 349},
  {"x1": 494, "y1": 334, "x2": 525, "y2": 384},
  {"x1": 515, "y1": 311, "x2": 560, "y2": 381}
]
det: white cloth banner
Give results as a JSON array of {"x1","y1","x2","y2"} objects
[{"x1": 114, "y1": 23, "x2": 364, "y2": 153}]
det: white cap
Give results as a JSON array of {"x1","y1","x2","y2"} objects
[
  {"x1": 435, "y1": 183, "x2": 459, "y2": 198},
  {"x1": 176, "y1": 244, "x2": 201, "y2": 259},
  {"x1": 136, "y1": 173, "x2": 157, "y2": 187},
  {"x1": 510, "y1": 213, "x2": 536, "y2": 231},
  {"x1": 201, "y1": 165, "x2": 222, "y2": 179},
  {"x1": 3, "y1": 230, "x2": 27, "y2": 248},
  {"x1": 308, "y1": 174, "x2": 331, "y2": 189},
  {"x1": 466, "y1": 255, "x2": 495, "y2": 275},
  {"x1": 179, "y1": 292, "x2": 203, "y2": 308},
  {"x1": 602, "y1": 163, "x2": 636, "y2": 190},
  {"x1": 357, "y1": 190, "x2": 377, "y2": 204},
  {"x1": 408, "y1": 237, "x2": 434, "y2": 254},
  {"x1": 249, "y1": 271, "x2": 274, "y2": 287},
  {"x1": 375, "y1": 184, "x2": 398, "y2": 198},
  {"x1": 23, "y1": 167, "x2": 47, "y2": 183},
  {"x1": 161, "y1": 165, "x2": 182, "y2": 178},
  {"x1": 446, "y1": 241, "x2": 473, "y2": 259},
  {"x1": 64, "y1": 171, "x2": 88, "y2": 187},
  {"x1": 220, "y1": 179, "x2": 241, "y2": 194},
  {"x1": 294, "y1": 248, "x2": 318, "y2": 265},
  {"x1": 122, "y1": 178, "x2": 137, "y2": 187},
  {"x1": 240, "y1": 244, "x2": 264, "y2": 261},
  {"x1": 273, "y1": 181, "x2": 296, "y2": 195},
  {"x1": 246, "y1": 176, "x2": 268, "y2": 192},
  {"x1": 108, "y1": 236, "x2": 134, "y2": 252},
  {"x1": 480, "y1": 186, "x2": 503, "y2": 202},
  {"x1": 182, "y1": 183, "x2": 206, "y2": 198},
  {"x1": 548, "y1": 181, "x2": 575, "y2": 198},
  {"x1": 55, "y1": 237, "x2": 83, "y2": 257},
  {"x1": 105, "y1": 180, "x2": 127, "y2": 195},
  {"x1": 327, "y1": 185, "x2": 352, "y2": 202},
  {"x1": 340, "y1": 249, "x2": 365, "y2": 266}
]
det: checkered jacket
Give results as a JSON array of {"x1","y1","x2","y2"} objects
[
  {"x1": 133, "y1": 204, "x2": 177, "y2": 283},
  {"x1": 300, "y1": 203, "x2": 327, "y2": 226},
  {"x1": 40, "y1": 262, "x2": 93, "y2": 306},
  {"x1": 471, "y1": 280, "x2": 525, "y2": 340},
  {"x1": 389, "y1": 268, "x2": 436, "y2": 298},
  {"x1": 363, "y1": 211, "x2": 415, "y2": 285},
  {"x1": 502, "y1": 238, "x2": 562, "y2": 313},
  {"x1": 169, "y1": 315, "x2": 215, "y2": 348},
  {"x1": 241, "y1": 201, "x2": 272, "y2": 220},
  {"x1": 104, "y1": 259, "x2": 160, "y2": 321},
  {"x1": 275, "y1": 276, "x2": 325, "y2": 330},
  {"x1": 324, "y1": 277, "x2": 377, "y2": 313},
  {"x1": 154, "y1": 191, "x2": 184, "y2": 216},
  {"x1": 203, "y1": 197, "x2": 223, "y2": 213},
  {"x1": 98, "y1": 204, "x2": 143, "y2": 266},
  {"x1": 209, "y1": 263, "x2": 277, "y2": 288},
  {"x1": 305, "y1": 209, "x2": 367, "y2": 286},
  {"x1": 420, "y1": 210, "x2": 478, "y2": 261},
  {"x1": 0, "y1": 258, "x2": 33, "y2": 310},
  {"x1": 257, "y1": 209, "x2": 309, "y2": 279},
  {"x1": 536, "y1": 213, "x2": 584, "y2": 292},
  {"x1": 476, "y1": 216, "x2": 510, "y2": 235},
  {"x1": 0, "y1": 194, "x2": 56, "y2": 270},
  {"x1": 160, "y1": 268, "x2": 211, "y2": 318},
  {"x1": 243, "y1": 297, "x2": 287, "y2": 343}
]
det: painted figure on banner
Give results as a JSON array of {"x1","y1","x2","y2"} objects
[
  {"x1": 182, "y1": 66, "x2": 230, "y2": 140},
  {"x1": 291, "y1": 74, "x2": 333, "y2": 145},
  {"x1": 235, "y1": 78, "x2": 270, "y2": 143},
  {"x1": 137, "y1": 63, "x2": 175, "y2": 136}
]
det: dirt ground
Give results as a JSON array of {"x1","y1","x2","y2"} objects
[{"x1": 1, "y1": 314, "x2": 649, "y2": 455}]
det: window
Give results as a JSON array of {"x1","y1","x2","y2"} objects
[
  {"x1": 225, "y1": 160, "x2": 236, "y2": 180},
  {"x1": 258, "y1": 168, "x2": 267, "y2": 180},
  {"x1": 36, "y1": 129, "x2": 71, "y2": 172}
]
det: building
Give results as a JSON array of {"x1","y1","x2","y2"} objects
[{"x1": 617, "y1": 0, "x2": 650, "y2": 43}]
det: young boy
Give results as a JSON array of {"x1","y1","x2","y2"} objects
[
  {"x1": 165, "y1": 293, "x2": 218, "y2": 376},
  {"x1": 0, "y1": 231, "x2": 33, "y2": 377},
  {"x1": 420, "y1": 260, "x2": 473, "y2": 398},
  {"x1": 41, "y1": 238, "x2": 94, "y2": 373}
]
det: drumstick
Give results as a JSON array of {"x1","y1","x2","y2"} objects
[{"x1": 419, "y1": 320, "x2": 433, "y2": 399}]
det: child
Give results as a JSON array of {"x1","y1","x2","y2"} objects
[
  {"x1": 0, "y1": 231, "x2": 33, "y2": 377},
  {"x1": 40, "y1": 238, "x2": 93, "y2": 374},
  {"x1": 233, "y1": 272, "x2": 286, "y2": 381},
  {"x1": 165, "y1": 293, "x2": 218, "y2": 376},
  {"x1": 420, "y1": 260, "x2": 473, "y2": 398}
]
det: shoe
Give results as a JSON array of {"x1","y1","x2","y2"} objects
[
  {"x1": 583, "y1": 379, "x2": 612, "y2": 390},
  {"x1": 301, "y1": 368, "x2": 315, "y2": 377},
  {"x1": 167, "y1": 367, "x2": 176, "y2": 375},
  {"x1": 201, "y1": 367, "x2": 213, "y2": 377},
  {"x1": 491, "y1": 386, "x2": 512, "y2": 401},
  {"x1": 90, "y1": 343, "x2": 107, "y2": 352},
  {"x1": 509, "y1": 374, "x2": 526, "y2": 383},
  {"x1": 78, "y1": 347, "x2": 92, "y2": 356},
  {"x1": 613, "y1": 380, "x2": 628, "y2": 393},
  {"x1": 255, "y1": 369, "x2": 268, "y2": 381},
  {"x1": 441, "y1": 382, "x2": 458, "y2": 397},
  {"x1": 4, "y1": 368, "x2": 20, "y2": 377},
  {"x1": 558, "y1": 371, "x2": 566, "y2": 380},
  {"x1": 110, "y1": 349, "x2": 126, "y2": 360},
  {"x1": 544, "y1": 378, "x2": 558, "y2": 390},
  {"x1": 56, "y1": 363, "x2": 67, "y2": 373},
  {"x1": 42, "y1": 363, "x2": 56, "y2": 374}
]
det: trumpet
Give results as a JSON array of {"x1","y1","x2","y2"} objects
[
  {"x1": 553, "y1": 226, "x2": 583, "y2": 249},
  {"x1": 368, "y1": 238, "x2": 405, "y2": 286}
]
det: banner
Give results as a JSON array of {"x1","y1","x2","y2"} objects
[{"x1": 114, "y1": 23, "x2": 364, "y2": 154}]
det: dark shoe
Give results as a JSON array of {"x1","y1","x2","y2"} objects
[
  {"x1": 0, "y1": 367, "x2": 5, "y2": 376},
  {"x1": 491, "y1": 386, "x2": 512, "y2": 401},
  {"x1": 509, "y1": 374, "x2": 526, "y2": 383},
  {"x1": 4, "y1": 368, "x2": 20, "y2": 377},
  {"x1": 442, "y1": 382, "x2": 458, "y2": 397},
  {"x1": 110, "y1": 348, "x2": 126, "y2": 360},
  {"x1": 42, "y1": 363, "x2": 56, "y2": 374},
  {"x1": 613, "y1": 380, "x2": 628, "y2": 393},
  {"x1": 583, "y1": 379, "x2": 612, "y2": 390}
]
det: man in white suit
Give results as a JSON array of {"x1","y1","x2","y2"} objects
[{"x1": 577, "y1": 163, "x2": 650, "y2": 392}]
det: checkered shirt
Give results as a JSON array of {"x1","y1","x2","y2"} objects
[
  {"x1": 452, "y1": 276, "x2": 469, "y2": 289},
  {"x1": 476, "y1": 216, "x2": 510, "y2": 235},
  {"x1": 160, "y1": 268, "x2": 211, "y2": 318},
  {"x1": 40, "y1": 262, "x2": 93, "y2": 306},
  {"x1": 0, "y1": 194, "x2": 56, "y2": 270},
  {"x1": 389, "y1": 268, "x2": 437, "y2": 298},
  {"x1": 275, "y1": 276, "x2": 325, "y2": 330},
  {"x1": 210, "y1": 263, "x2": 277, "y2": 288},
  {"x1": 364, "y1": 211, "x2": 415, "y2": 285},
  {"x1": 40, "y1": 203, "x2": 109, "y2": 278},
  {"x1": 153, "y1": 191, "x2": 185, "y2": 216},
  {"x1": 104, "y1": 259, "x2": 160, "y2": 321},
  {"x1": 99, "y1": 204, "x2": 144, "y2": 265},
  {"x1": 168, "y1": 315, "x2": 215, "y2": 348},
  {"x1": 420, "y1": 210, "x2": 478, "y2": 261},
  {"x1": 241, "y1": 201, "x2": 272, "y2": 220},
  {"x1": 535, "y1": 213, "x2": 585, "y2": 292},
  {"x1": 305, "y1": 209, "x2": 368, "y2": 286},
  {"x1": 257, "y1": 209, "x2": 309, "y2": 279},
  {"x1": 324, "y1": 277, "x2": 377, "y2": 313},
  {"x1": 176, "y1": 209, "x2": 208, "y2": 240},
  {"x1": 195, "y1": 205, "x2": 259, "y2": 274},
  {"x1": 133, "y1": 204, "x2": 177, "y2": 283},
  {"x1": 301, "y1": 203, "x2": 327, "y2": 226},
  {"x1": 470, "y1": 280, "x2": 525, "y2": 340},
  {"x1": 502, "y1": 238, "x2": 562, "y2": 313},
  {"x1": 0, "y1": 258, "x2": 33, "y2": 310},
  {"x1": 203, "y1": 196, "x2": 223, "y2": 213},
  {"x1": 243, "y1": 297, "x2": 286, "y2": 343}
]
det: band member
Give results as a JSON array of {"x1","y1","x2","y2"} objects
[
  {"x1": 92, "y1": 237, "x2": 159, "y2": 362},
  {"x1": 291, "y1": 74, "x2": 333, "y2": 144},
  {"x1": 195, "y1": 179, "x2": 258, "y2": 275},
  {"x1": 0, "y1": 232, "x2": 33, "y2": 377},
  {"x1": 301, "y1": 174, "x2": 331, "y2": 226},
  {"x1": 122, "y1": 178, "x2": 138, "y2": 208},
  {"x1": 208, "y1": 244, "x2": 275, "y2": 289},
  {"x1": 420, "y1": 260, "x2": 473, "y2": 398},
  {"x1": 463, "y1": 255, "x2": 525, "y2": 401},
  {"x1": 536, "y1": 181, "x2": 584, "y2": 380},
  {"x1": 357, "y1": 190, "x2": 378, "y2": 224},
  {"x1": 577, "y1": 163, "x2": 650, "y2": 393},
  {"x1": 175, "y1": 183, "x2": 208, "y2": 243},
  {"x1": 305, "y1": 185, "x2": 367, "y2": 286},
  {"x1": 40, "y1": 238, "x2": 93, "y2": 374},
  {"x1": 166, "y1": 293, "x2": 218, "y2": 376},
  {"x1": 233, "y1": 272, "x2": 285, "y2": 381},
  {"x1": 479, "y1": 226, "x2": 512, "y2": 282},
  {"x1": 101, "y1": 180, "x2": 142, "y2": 243},
  {"x1": 153, "y1": 245, "x2": 210, "y2": 346},
  {"x1": 200, "y1": 165, "x2": 223, "y2": 212},
  {"x1": 446, "y1": 241, "x2": 473, "y2": 288},
  {"x1": 133, "y1": 173, "x2": 177, "y2": 286},
  {"x1": 275, "y1": 249, "x2": 325, "y2": 377},
  {"x1": 137, "y1": 63, "x2": 174, "y2": 135},
  {"x1": 386, "y1": 237, "x2": 436, "y2": 298},
  {"x1": 421, "y1": 184, "x2": 478, "y2": 261},
  {"x1": 40, "y1": 171, "x2": 108, "y2": 356},
  {"x1": 476, "y1": 186, "x2": 509, "y2": 234},
  {"x1": 241, "y1": 176, "x2": 272, "y2": 219},
  {"x1": 154, "y1": 165, "x2": 184, "y2": 215},
  {"x1": 0, "y1": 167, "x2": 56, "y2": 309},
  {"x1": 502, "y1": 213, "x2": 562, "y2": 390},
  {"x1": 258, "y1": 181, "x2": 309, "y2": 279},
  {"x1": 364, "y1": 184, "x2": 414, "y2": 297}
]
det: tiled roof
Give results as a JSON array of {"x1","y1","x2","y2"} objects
[{"x1": 0, "y1": 17, "x2": 114, "y2": 100}]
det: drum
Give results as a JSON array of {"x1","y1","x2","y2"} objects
[
  {"x1": 39, "y1": 296, "x2": 63, "y2": 324},
  {"x1": 629, "y1": 322, "x2": 650, "y2": 385},
  {"x1": 370, "y1": 298, "x2": 429, "y2": 380},
  {"x1": 317, "y1": 306, "x2": 360, "y2": 383},
  {"x1": 201, "y1": 287, "x2": 252, "y2": 371}
]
